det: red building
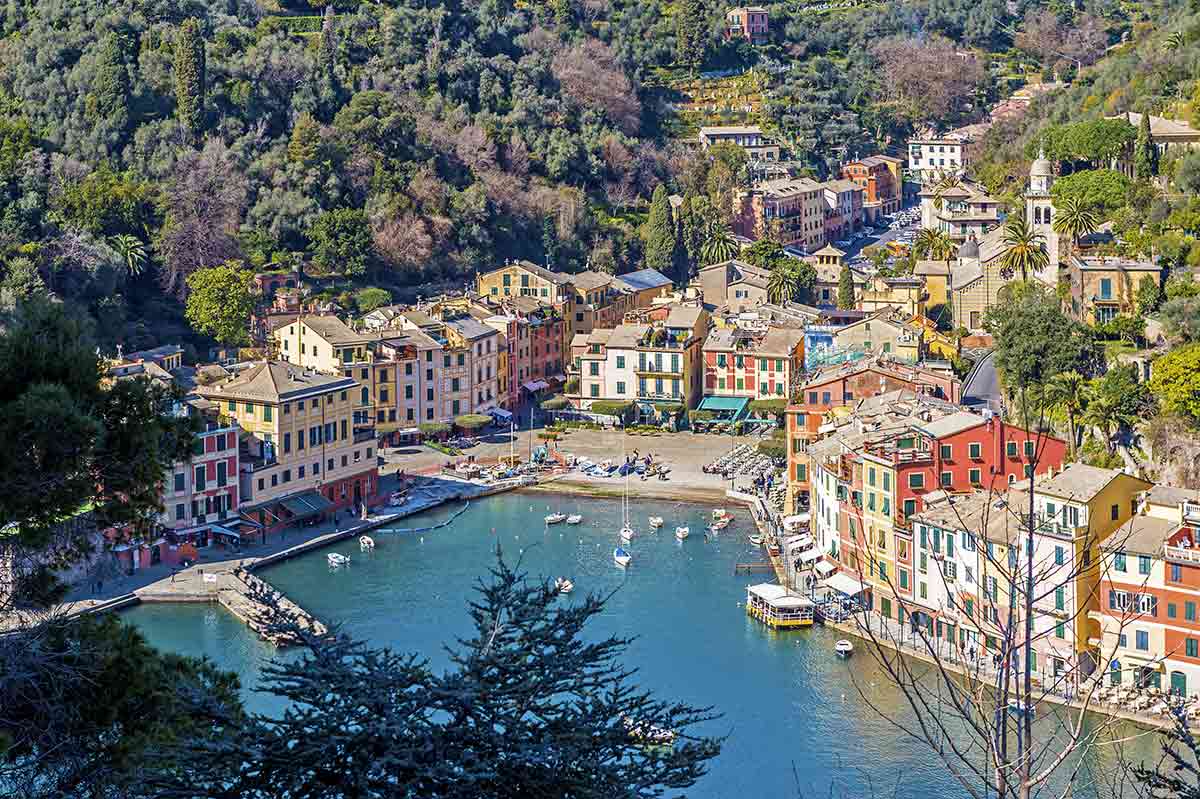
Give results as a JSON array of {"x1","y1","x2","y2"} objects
[{"x1": 107, "y1": 401, "x2": 250, "y2": 573}]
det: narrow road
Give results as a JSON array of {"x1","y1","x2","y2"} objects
[{"x1": 962, "y1": 350, "x2": 1002, "y2": 414}]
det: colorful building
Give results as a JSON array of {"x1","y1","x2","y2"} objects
[{"x1": 195, "y1": 362, "x2": 381, "y2": 533}]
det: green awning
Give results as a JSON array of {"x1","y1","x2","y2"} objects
[{"x1": 279, "y1": 490, "x2": 335, "y2": 519}]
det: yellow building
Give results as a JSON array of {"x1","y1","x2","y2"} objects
[
  {"x1": 196, "y1": 362, "x2": 380, "y2": 530},
  {"x1": 273, "y1": 315, "x2": 378, "y2": 373},
  {"x1": 859, "y1": 275, "x2": 924, "y2": 319},
  {"x1": 859, "y1": 455, "x2": 899, "y2": 618}
]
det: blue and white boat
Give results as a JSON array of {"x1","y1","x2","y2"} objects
[{"x1": 614, "y1": 546, "x2": 632, "y2": 567}]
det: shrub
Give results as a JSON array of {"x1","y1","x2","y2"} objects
[
  {"x1": 590, "y1": 400, "x2": 633, "y2": 419},
  {"x1": 454, "y1": 414, "x2": 493, "y2": 431},
  {"x1": 419, "y1": 422, "x2": 451, "y2": 438}
]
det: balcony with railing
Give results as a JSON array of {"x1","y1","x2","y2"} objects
[
  {"x1": 1184, "y1": 502, "x2": 1200, "y2": 525},
  {"x1": 1166, "y1": 545, "x2": 1200, "y2": 565}
]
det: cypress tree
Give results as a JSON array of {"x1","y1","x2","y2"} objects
[
  {"x1": 643, "y1": 185, "x2": 678, "y2": 274},
  {"x1": 837, "y1": 264, "x2": 855, "y2": 309},
  {"x1": 92, "y1": 33, "x2": 130, "y2": 140},
  {"x1": 313, "y1": 6, "x2": 342, "y2": 117},
  {"x1": 173, "y1": 19, "x2": 206, "y2": 145},
  {"x1": 678, "y1": 188, "x2": 703, "y2": 272},
  {"x1": 675, "y1": 0, "x2": 705, "y2": 73},
  {"x1": 1134, "y1": 111, "x2": 1159, "y2": 179}
]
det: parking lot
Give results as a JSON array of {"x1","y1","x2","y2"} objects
[{"x1": 842, "y1": 206, "x2": 921, "y2": 272}]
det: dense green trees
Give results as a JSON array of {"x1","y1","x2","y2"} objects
[
  {"x1": 309, "y1": 208, "x2": 374, "y2": 277},
  {"x1": 642, "y1": 185, "x2": 679, "y2": 277},
  {"x1": 984, "y1": 282, "x2": 1099, "y2": 392},
  {"x1": 1150, "y1": 344, "x2": 1200, "y2": 423},
  {"x1": 173, "y1": 19, "x2": 207, "y2": 145},
  {"x1": 185, "y1": 263, "x2": 256, "y2": 346},
  {"x1": 1048, "y1": 170, "x2": 1131, "y2": 215}
]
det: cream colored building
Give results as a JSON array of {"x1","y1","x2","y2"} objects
[{"x1": 196, "y1": 362, "x2": 380, "y2": 529}]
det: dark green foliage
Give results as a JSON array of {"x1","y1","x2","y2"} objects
[
  {"x1": 354, "y1": 286, "x2": 391, "y2": 313},
  {"x1": 1031, "y1": 119, "x2": 1136, "y2": 165},
  {"x1": 837, "y1": 264, "x2": 855, "y2": 309},
  {"x1": 90, "y1": 33, "x2": 130, "y2": 147},
  {"x1": 983, "y1": 282, "x2": 1100, "y2": 391},
  {"x1": 0, "y1": 613, "x2": 243, "y2": 797},
  {"x1": 0, "y1": 298, "x2": 195, "y2": 551},
  {"x1": 173, "y1": 19, "x2": 206, "y2": 144},
  {"x1": 145, "y1": 557, "x2": 721, "y2": 799},
  {"x1": 1136, "y1": 110, "x2": 1159, "y2": 179},
  {"x1": 51, "y1": 166, "x2": 155, "y2": 237},
  {"x1": 308, "y1": 207, "x2": 373, "y2": 277},
  {"x1": 675, "y1": 0, "x2": 707, "y2": 73},
  {"x1": 1133, "y1": 708, "x2": 1200, "y2": 797},
  {"x1": 643, "y1": 185, "x2": 677, "y2": 274}
]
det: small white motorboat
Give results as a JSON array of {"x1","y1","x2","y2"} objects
[
  {"x1": 749, "y1": 534, "x2": 764, "y2": 546},
  {"x1": 545, "y1": 512, "x2": 568, "y2": 525},
  {"x1": 675, "y1": 526, "x2": 689, "y2": 541},
  {"x1": 835, "y1": 639, "x2": 853, "y2": 658},
  {"x1": 327, "y1": 553, "x2": 350, "y2": 567},
  {"x1": 620, "y1": 525, "x2": 635, "y2": 542},
  {"x1": 614, "y1": 546, "x2": 632, "y2": 567},
  {"x1": 554, "y1": 577, "x2": 574, "y2": 594},
  {"x1": 359, "y1": 535, "x2": 375, "y2": 551},
  {"x1": 566, "y1": 514, "x2": 583, "y2": 525},
  {"x1": 710, "y1": 517, "x2": 731, "y2": 531},
  {"x1": 649, "y1": 516, "x2": 664, "y2": 529}
]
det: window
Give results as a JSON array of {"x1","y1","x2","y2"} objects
[
  {"x1": 1137, "y1": 554, "x2": 1151, "y2": 575},
  {"x1": 1189, "y1": 639, "x2": 1200, "y2": 658},
  {"x1": 1136, "y1": 630, "x2": 1149, "y2": 651},
  {"x1": 919, "y1": 552, "x2": 927, "y2": 574},
  {"x1": 216, "y1": 461, "x2": 227, "y2": 487},
  {"x1": 1187, "y1": 601, "x2": 1196, "y2": 621},
  {"x1": 616, "y1": 356, "x2": 625, "y2": 369},
  {"x1": 1055, "y1": 587, "x2": 1065, "y2": 611},
  {"x1": 590, "y1": 385, "x2": 599, "y2": 397},
  {"x1": 1114, "y1": 553, "x2": 1126, "y2": 572},
  {"x1": 868, "y1": 468, "x2": 876, "y2": 487},
  {"x1": 194, "y1": 465, "x2": 206, "y2": 491},
  {"x1": 909, "y1": 473, "x2": 924, "y2": 489},
  {"x1": 1056, "y1": 622, "x2": 1066, "y2": 640},
  {"x1": 263, "y1": 405, "x2": 273, "y2": 422},
  {"x1": 969, "y1": 468, "x2": 981, "y2": 485},
  {"x1": 1170, "y1": 603, "x2": 1179, "y2": 618},
  {"x1": 1006, "y1": 441, "x2": 1017, "y2": 457},
  {"x1": 899, "y1": 569, "x2": 909, "y2": 590},
  {"x1": 616, "y1": 381, "x2": 626, "y2": 394},
  {"x1": 940, "y1": 471, "x2": 952, "y2": 487},
  {"x1": 589, "y1": 362, "x2": 599, "y2": 376},
  {"x1": 1172, "y1": 563, "x2": 1183, "y2": 582},
  {"x1": 1100, "y1": 277, "x2": 1113, "y2": 300},
  {"x1": 173, "y1": 473, "x2": 185, "y2": 492},
  {"x1": 968, "y1": 442, "x2": 982, "y2": 459},
  {"x1": 940, "y1": 444, "x2": 951, "y2": 459},
  {"x1": 903, "y1": 499, "x2": 916, "y2": 518}
]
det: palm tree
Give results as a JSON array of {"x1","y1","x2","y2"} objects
[
  {"x1": 931, "y1": 173, "x2": 963, "y2": 210},
  {"x1": 998, "y1": 216, "x2": 1049, "y2": 282},
  {"x1": 1051, "y1": 195, "x2": 1100, "y2": 256},
  {"x1": 767, "y1": 264, "x2": 799, "y2": 304},
  {"x1": 700, "y1": 222, "x2": 738, "y2": 265},
  {"x1": 913, "y1": 228, "x2": 939, "y2": 259},
  {"x1": 1164, "y1": 31, "x2": 1185, "y2": 52},
  {"x1": 1044, "y1": 371, "x2": 1087, "y2": 459},
  {"x1": 111, "y1": 234, "x2": 147, "y2": 277},
  {"x1": 927, "y1": 231, "x2": 956, "y2": 261}
]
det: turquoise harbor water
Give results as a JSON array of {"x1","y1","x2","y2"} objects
[{"x1": 124, "y1": 493, "x2": 1150, "y2": 797}]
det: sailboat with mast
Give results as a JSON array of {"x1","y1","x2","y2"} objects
[{"x1": 614, "y1": 430, "x2": 635, "y2": 566}]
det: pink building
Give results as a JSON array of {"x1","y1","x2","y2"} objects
[{"x1": 725, "y1": 6, "x2": 769, "y2": 43}]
